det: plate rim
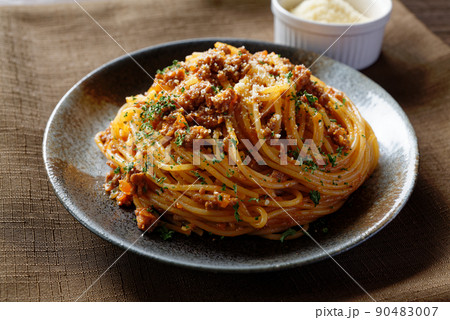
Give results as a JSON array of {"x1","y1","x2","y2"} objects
[{"x1": 43, "y1": 37, "x2": 419, "y2": 272}]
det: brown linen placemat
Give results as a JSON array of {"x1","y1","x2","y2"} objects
[{"x1": 0, "y1": 0, "x2": 449, "y2": 301}]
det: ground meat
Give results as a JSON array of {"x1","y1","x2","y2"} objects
[
  {"x1": 334, "y1": 90, "x2": 345, "y2": 102},
  {"x1": 215, "y1": 42, "x2": 232, "y2": 55},
  {"x1": 158, "y1": 115, "x2": 177, "y2": 136},
  {"x1": 180, "y1": 126, "x2": 211, "y2": 147},
  {"x1": 196, "y1": 50, "x2": 226, "y2": 81},
  {"x1": 178, "y1": 87, "x2": 237, "y2": 129},
  {"x1": 148, "y1": 44, "x2": 343, "y2": 153},
  {"x1": 130, "y1": 172, "x2": 148, "y2": 195},
  {"x1": 210, "y1": 88, "x2": 238, "y2": 113},
  {"x1": 270, "y1": 170, "x2": 288, "y2": 182},
  {"x1": 177, "y1": 81, "x2": 215, "y2": 112},
  {"x1": 158, "y1": 110, "x2": 213, "y2": 143},
  {"x1": 199, "y1": 192, "x2": 238, "y2": 210},
  {"x1": 252, "y1": 50, "x2": 281, "y2": 77},
  {"x1": 159, "y1": 111, "x2": 189, "y2": 136},
  {"x1": 318, "y1": 92, "x2": 330, "y2": 106},
  {"x1": 98, "y1": 127, "x2": 112, "y2": 144},
  {"x1": 155, "y1": 67, "x2": 186, "y2": 89},
  {"x1": 266, "y1": 113, "x2": 281, "y2": 132},
  {"x1": 291, "y1": 65, "x2": 311, "y2": 90},
  {"x1": 204, "y1": 201, "x2": 217, "y2": 210},
  {"x1": 221, "y1": 53, "x2": 251, "y2": 84},
  {"x1": 261, "y1": 126, "x2": 273, "y2": 139},
  {"x1": 116, "y1": 192, "x2": 133, "y2": 206},
  {"x1": 177, "y1": 81, "x2": 237, "y2": 116},
  {"x1": 193, "y1": 45, "x2": 251, "y2": 85},
  {"x1": 104, "y1": 169, "x2": 120, "y2": 192},
  {"x1": 135, "y1": 208, "x2": 158, "y2": 231},
  {"x1": 106, "y1": 160, "x2": 117, "y2": 170},
  {"x1": 328, "y1": 122, "x2": 350, "y2": 148},
  {"x1": 185, "y1": 108, "x2": 223, "y2": 128}
]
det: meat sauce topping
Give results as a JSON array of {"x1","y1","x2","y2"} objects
[
  {"x1": 144, "y1": 43, "x2": 348, "y2": 150},
  {"x1": 104, "y1": 44, "x2": 351, "y2": 228}
]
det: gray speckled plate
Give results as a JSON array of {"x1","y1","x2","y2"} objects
[{"x1": 43, "y1": 38, "x2": 418, "y2": 272}]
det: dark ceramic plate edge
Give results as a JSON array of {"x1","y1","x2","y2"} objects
[{"x1": 43, "y1": 38, "x2": 419, "y2": 273}]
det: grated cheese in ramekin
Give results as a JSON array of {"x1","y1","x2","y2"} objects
[{"x1": 291, "y1": 0, "x2": 370, "y2": 24}]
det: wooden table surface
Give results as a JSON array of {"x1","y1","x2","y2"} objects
[
  {"x1": 401, "y1": 0, "x2": 450, "y2": 45},
  {"x1": 0, "y1": 0, "x2": 449, "y2": 45}
]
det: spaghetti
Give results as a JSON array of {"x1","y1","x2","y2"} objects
[{"x1": 95, "y1": 42, "x2": 379, "y2": 240}]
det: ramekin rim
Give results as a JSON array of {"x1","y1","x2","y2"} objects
[{"x1": 271, "y1": 0, "x2": 393, "y2": 31}]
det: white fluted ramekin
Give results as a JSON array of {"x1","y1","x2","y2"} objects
[{"x1": 271, "y1": 0, "x2": 392, "y2": 69}]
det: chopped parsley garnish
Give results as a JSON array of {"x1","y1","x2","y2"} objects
[
  {"x1": 336, "y1": 146, "x2": 344, "y2": 157},
  {"x1": 221, "y1": 184, "x2": 227, "y2": 191},
  {"x1": 233, "y1": 202, "x2": 241, "y2": 222},
  {"x1": 303, "y1": 91, "x2": 318, "y2": 105},
  {"x1": 139, "y1": 122, "x2": 153, "y2": 131},
  {"x1": 309, "y1": 217, "x2": 330, "y2": 234},
  {"x1": 174, "y1": 132, "x2": 186, "y2": 146},
  {"x1": 303, "y1": 160, "x2": 318, "y2": 173},
  {"x1": 327, "y1": 154, "x2": 337, "y2": 167},
  {"x1": 142, "y1": 160, "x2": 149, "y2": 173},
  {"x1": 140, "y1": 93, "x2": 176, "y2": 121},
  {"x1": 211, "y1": 85, "x2": 222, "y2": 94},
  {"x1": 288, "y1": 148, "x2": 300, "y2": 159},
  {"x1": 182, "y1": 121, "x2": 190, "y2": 133},
  {"x1": 249, "y1": 197, "x2": 260, "y2": 202},
  {"x1": 280, "y1": 228, "x2": 296, "y2": 242},
  {"x1": 289, "y1": 90, "x2": 318, "y2": 110},
  {"x1": 309, "y1": 190, "x2": 321, "y2": 206},
  {"x1": 192, "y1": 171, "x2": 206, "y2": 184},
  {"x1": 156, "y1": 176, "x2": 166, "y2": 184},
  {"x1": 123, "y1": 162, "x2": 134, "y2": 173},
  {"x1": 113, "y1": 167, "x2": 121, "y2": 174},
  {"x1": 157, "y1": 225, "x2": 174, "y2": 241},
  {"x1": 285, "y1": 71, "x2": 293, "y2": 82},
  {"x1": 157, "y1": 60, "x2": 181, "y2": 74}
]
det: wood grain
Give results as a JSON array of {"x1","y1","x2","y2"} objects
[
  {"x1": 0, "y1": 0, "x2": 449, "y2": 45},
  {"x1": 401, "y1": 0, "x2": 450, "y2": 45}
]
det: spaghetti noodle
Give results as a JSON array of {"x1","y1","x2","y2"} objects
[{"x1": 95, "y1": 42, "x2": 379, "y2": 240}]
